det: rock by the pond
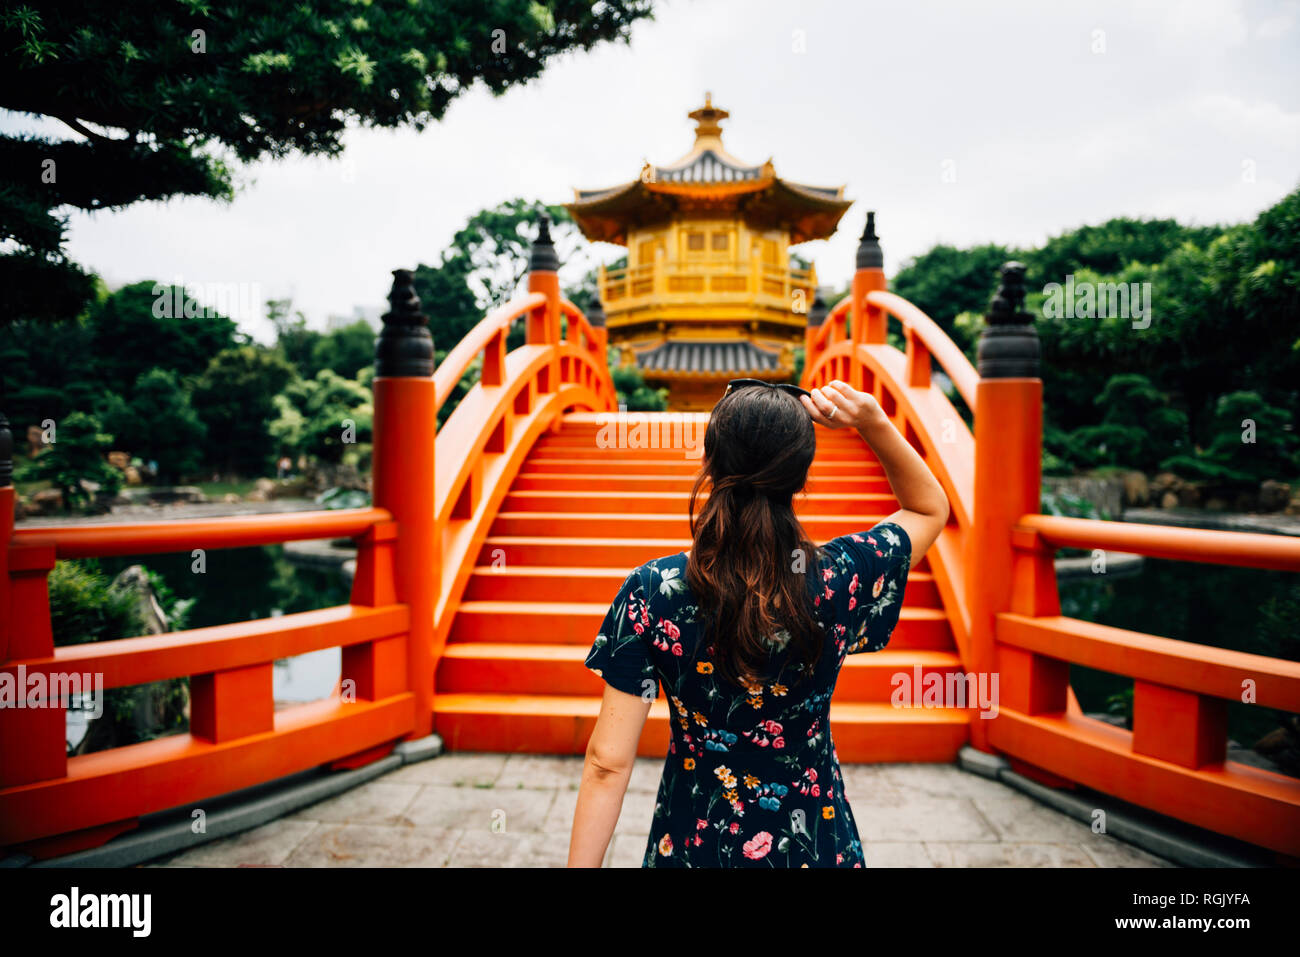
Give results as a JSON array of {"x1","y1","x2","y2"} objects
[
  {"x1": 111, "y1": 565, "x2": 171, "y2": 635},
  {"x1": 28, "y1": 487, "x2": 64, "y2": 514},
  {"x1": 269, "y1": 476, "x2": 314, "y2": 499},
  {"x1": 1122, "y1": 470, "x2": 1149, "y2": 506},
  {"x1": 147, "y1": 486, "x2": 207, "y2": 505},
  {"x1": 1258, "y1": 479, "x2": 1291, "y2": 512}
]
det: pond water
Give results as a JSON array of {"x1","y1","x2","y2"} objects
[
  {"x1": 66, "y1": 545, "x2": 351, "y2": 751},
  {"x1": 1059, "y1": 557, "x2": 1299, "y2": 769}
]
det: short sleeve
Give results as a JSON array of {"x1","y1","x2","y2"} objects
[
  {"x1": 585, "y1": 568, "x2": 659, "y2": 700},
  {"x1": 816, "y1": 520, "x2": 912, "y2": 654}
]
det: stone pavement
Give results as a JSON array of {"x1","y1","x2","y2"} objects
[{"x1": 146, "y1": 754, "x2": 1174, "y2": 868}]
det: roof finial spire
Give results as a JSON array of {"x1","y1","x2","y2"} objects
[{"x1": 689, "y1": 93, "x2": 728, "y2": 144}]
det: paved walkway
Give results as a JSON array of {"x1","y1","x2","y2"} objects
[{"x1": 146, "y1": 755, "x2": 1174, "y2": 868}]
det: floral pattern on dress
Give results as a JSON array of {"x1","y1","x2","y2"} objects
[{"x1": 584, "y1": 521, "x2": 912, "y2": 867}]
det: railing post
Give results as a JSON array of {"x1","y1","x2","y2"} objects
[
  {"x1": 527, "y1": 214, "x2": 562, "y2": 393},
  {"x1": 804, "y1": 291, "x2": 827, "y2": 384},
  {"x1": 587, "y1": 296, "x2": 609, "y2": 375},
  {"x1": 965, "y1": 262, "x2": 1043, "y2": 753},
  {"x1": 851, "y1": 211, "x2": 887, "y2": 389},
  {"x1": 0, "y1": 400, "x2": 67, "y2": 789},
  {"x1": 372, "y1": 269, "x2": 437, "y2": 738}
]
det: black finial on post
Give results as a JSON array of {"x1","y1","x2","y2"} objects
[
  {"x1": 855, "y1": 211, "x2": 883, "y2": 270},
  {"x1": 586, "y1": 296, "x2": 606, "y2": 328},
  {"x1": 375, "y1": 268, "x2": 434, "y2": 377},
  {"x1": 977, "y1": 261, "x2": 1039, "y2": 378},
  {"x1": 806, "y1": 291, "x2": 828, "y2": 328},
  {"x1": 529, "y1": 214, "x2": 559, "y2": 273}
]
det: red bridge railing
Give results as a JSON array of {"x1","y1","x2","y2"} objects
[
  {"x1": 803, "y1": 213, "x2": 1300, "y2": 858},
  {"x1": 0, "y1": 215, "x2": 615, "y2": 858}
]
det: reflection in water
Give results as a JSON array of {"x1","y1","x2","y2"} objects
[
  {"x1": 1060, "y1": 559, "x2": 1299, "y2": 777},
  {"x1": 69, "y1": 545, "x2": 352, "y2": 750}
]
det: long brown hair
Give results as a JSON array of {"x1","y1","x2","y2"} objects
[{"x1": 685, "y1": 384, "x2": 822, "y2": 689}]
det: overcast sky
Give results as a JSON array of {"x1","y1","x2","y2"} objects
[{"x1": 11, "y1": 0, "x2": 1300, "y2": 342}]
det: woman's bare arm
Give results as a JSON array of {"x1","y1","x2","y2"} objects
[
  {"x1": 801, "y1": 380, "x2": 949, "y2": 565},
  {"x1": 567, "y1": 684, "x2": 651, "y2": 867}
]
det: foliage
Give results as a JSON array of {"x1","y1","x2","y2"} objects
[
  {"x1": 83, "y1": 281, "x2": 244, "y2": 387},
  {"x1": 1257, "y1": 583, "x2": 1300, "y2": 663},
  {"x1": 417, "y1": 199, "x2": 607, "y2": 425},
  {"x1": 49, "y1": 558, "x2": 192, "y2": 754},
  {"x1": 96, "y1": 368, "x2": 208, "y2": 483},
  {"x1": 309, "y1": 320, "x2": 375, "y2": 380},
  {"x1": 610, "y1": 346, "x2": 667, "y2": 411},
  {"x1": 192, "y1": 346, "x2": 295, "y2": 476},
  {"x1": 0, "y1": 0, "x2": 655, "y2": 324},
  {"x1": 908, "y1": 189, "x2": 1300, "y2": 481},
  {"x1": 1158, "y1": 391, "x2": 1300, "y2": 484},
  {"x1": 271, "y1": 368, "x2": 373, "y2": 463},
  {"x1": 316, "y1": 486, "x2": 370, "y2": 510},
  {"x1": 22, "y1": 410, "x2": 122, "y2": 510},
  {"x1": 411, "y1": 199, "x2": 583, "y2": 351},
  {"x1": 1026, "y1": 217, "x2": 1225, "y2": 288},
  {"x1": 270, "y1": 299, "x2": 375, "y2": 381},
  {"x1": 1040, "y1": 488, "x2": 1103, "y2": 521},
  {"x1": 0, "y1": 280, "x2": 242, "y2": 439},
  {"x1": 892, "y1": 243, "x2": 1020, "y2": 347},
  {"x1": 47, "y1": 558, "x2": 140, "y2": 647},
  {"x1": 1061, "y1": 374, "x2": 1189, "y2": 474}
]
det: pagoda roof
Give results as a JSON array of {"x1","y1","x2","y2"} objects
[
  {"x1": 636, "y1": 339, "x2": 784, "y2": 377},
  {"x1": 566, "y1": 95, "x2": 852, "y2": 246}
]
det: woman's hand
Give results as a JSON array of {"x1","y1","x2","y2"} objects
[{"x1": 800, "y1": 380, "x2": 887, "y2": 433}]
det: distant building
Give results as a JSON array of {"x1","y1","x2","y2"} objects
[{"x1": 565, "y1": 94, "x2": 853, "y2": 409}]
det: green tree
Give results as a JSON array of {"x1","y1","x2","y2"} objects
[
  {"x1": 1063, "y1": 374, "x2": 1189, "y2": 473},
  {"x1": 22, "y1": 410, "x2": 122, "y2": 510},
  {"x1": 414, "y1": 199, "x2": 605, "y2": 425},
  {"x1": 271, "y1": 369, "x2": 373, "y2": 464},
  {"x1": 411, "y1": 199, "x2": 585, "y2": 351},
  {"x1": 269, "y1": 298, "x2": 323, "y2": 375},
  {"x1": 48, "y1": 558, "x2": 140, "y2": 649},
  {"x1": 1026, "y1": 217, "x2": 1225, "y2": 288},
  {"x1": 97, "y1": 368, "x2": 208, "y2": 484},
  {"x1": 1160, "y1": 391, "x2": 1300, "y2": 484},
  {"x1": 611, "y1": 348, "x2": 667, "y2": 411},
  {"x1": 0, "y1": 278, "x2": 241, "y2": 439},
  {"x1": 192, "y1": 346, "x2": 295, "y2": 477},
  {"x1": 904, "y1": 189, "x2": 1300, "y2": 478},
  {"x1": 892, "y1": 243, "x2": 1020, "y2": 346},
  {"x1": 309, "y1": 320, "x2": 375, "y2": 380},
  {"x1": 0, "y1": 0, "x2": 655, "y2": 324}
]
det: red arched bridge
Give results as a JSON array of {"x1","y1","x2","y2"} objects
[{"x1": 2, "y1": 216, "x2": 1298, "y2": 862}]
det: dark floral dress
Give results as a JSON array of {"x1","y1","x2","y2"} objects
[{"x1": 584, "y1": 521, "x2": 912, "y2": 867}]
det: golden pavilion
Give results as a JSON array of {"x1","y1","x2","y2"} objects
[{"x1": 565, "y1": 95, "x2": 853, "y2": 410}]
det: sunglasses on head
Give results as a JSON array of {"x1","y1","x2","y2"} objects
[{"x1": 724, "y1": 378, "x2": 811, "y2": 400}]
